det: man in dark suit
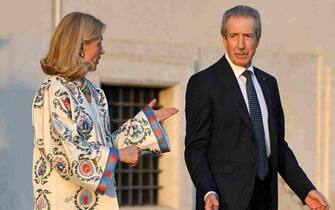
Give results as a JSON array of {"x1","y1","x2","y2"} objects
[{"x1": 184, "y1": 5, "x2": 329, "y2": 210}]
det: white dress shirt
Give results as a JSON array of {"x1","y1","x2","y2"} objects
[{"x1": 225, "y1": 54, "x2": 271, "y2": 157}]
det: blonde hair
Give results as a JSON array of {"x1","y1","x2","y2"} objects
[{"x1": 41, "y1": 12, "x2": 106, "y2": 81}]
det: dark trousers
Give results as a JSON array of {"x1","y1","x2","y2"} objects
[{"x1": 247, "y1": 158, "x2": 272, "y2": 210}]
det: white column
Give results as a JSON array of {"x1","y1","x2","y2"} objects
[{"x1": 53, "y1": 0, "x2": 62, "y2": 28}]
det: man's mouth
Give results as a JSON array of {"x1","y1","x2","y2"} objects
[{"x1": 235, "y1": 53, "x2": 248, "y2": 57}]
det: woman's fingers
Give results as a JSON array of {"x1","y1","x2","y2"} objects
[
  {"x1": 154, "y1": 107, "x2": 179, "y2": 122},
  {"x1": 148, "y1": 98, "x2": 157, "y2": 108},
  {"x1": 119, "y1": 145, "x2": 142, "y2": 165}
]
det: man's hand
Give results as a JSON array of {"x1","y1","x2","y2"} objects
[
  {"x1": 147, "y1": 99, "x2": 178, "y2": 122},
  {"x1": 205, "y1": 193, "x2": 219, "y2": 210},
  {"x1": 119, "y1": 145, "x2": 141, "y2": 166},
  {"x1": 305, "y1": 190, "x2": 329, "y2": 210}
]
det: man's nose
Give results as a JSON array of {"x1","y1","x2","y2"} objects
[{"x1": 238, "y1": 36, "x2": 246, "y2": 49}]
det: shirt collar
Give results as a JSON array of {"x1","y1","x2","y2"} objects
[{"x1": 225, "y1": 54, "x2": 254, "y2": 78}]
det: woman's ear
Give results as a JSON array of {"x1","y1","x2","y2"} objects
[{"x1": 79, "y1": 43, "x2": 85, "y2": 57}]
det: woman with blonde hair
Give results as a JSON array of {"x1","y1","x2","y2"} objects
[{"x1": 32, "y1": 12, "x2": 177, "y2": 210}]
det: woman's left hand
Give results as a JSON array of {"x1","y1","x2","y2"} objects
[{"x1": 148, "y1": 99, "x2": 178, "y2": 122}]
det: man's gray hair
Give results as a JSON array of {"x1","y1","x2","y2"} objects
[{"x1": 221, "y1": 5, "x2": 262, "y2": 42}]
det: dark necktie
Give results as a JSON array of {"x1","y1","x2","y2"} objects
[{"x1": 242, "y1": 70, "x2": 268, "y2": 180}]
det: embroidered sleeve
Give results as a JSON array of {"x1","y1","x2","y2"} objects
[
  {"x1": 111, "y1": 106, "x2": 170, "y2": 154},
  {"x1": 34, "y1": 80, "x2": 118, "y2": 194}
]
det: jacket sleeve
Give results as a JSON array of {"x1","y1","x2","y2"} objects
[
  {"x1": 273, "y1": 78, "x2": 316, "y2": 203},
  {"x1": 184, "y1": 74, "x2": 218, "y2": 200},
  {"x1": 111, "y1": 106, "x2": 170, "y2": 154},
  {"x1": 32, "y1": 81, "x2": 117, "y2": 194},
  {"x1": 92, "y1": 85, "x2": 170, "y2": 155}
]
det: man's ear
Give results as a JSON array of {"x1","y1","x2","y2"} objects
[
  {"x1": 222, "y1": 36, "x2": 228, "y2": 49},
  {"x1": 255, "y1": 38, "x2": 260, "y2": 49}
]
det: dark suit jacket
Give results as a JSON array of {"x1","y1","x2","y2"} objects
[{"x1": 184, "y1": 56, "x2": 315, "y2": 210}]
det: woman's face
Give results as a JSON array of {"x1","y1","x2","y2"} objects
[{"x1": 83, "y1": 37, "x2": 105, "y2": 67}]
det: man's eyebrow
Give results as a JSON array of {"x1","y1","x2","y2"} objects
[
  {"x1": 228, "y1": 32, "x2": 255, "y2": 36},
  {"x1": 228, "y1": 32, "x2": 254, "y2": 34}
]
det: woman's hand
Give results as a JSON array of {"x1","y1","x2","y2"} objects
[
  {"x1": 147, "y1": 99, "x2": 178, "y2": 122},
  {"x1": 118, "y1": 145, "x2": 142, "y2": 167}
]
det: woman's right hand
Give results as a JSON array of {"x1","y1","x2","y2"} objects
[{"x1": 118, "y1": 145, "x2": 142, "y2": 166}]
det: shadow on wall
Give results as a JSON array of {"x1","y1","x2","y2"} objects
[{"x1": 0, "y1": 80, "x2": 36, "y2": 210}]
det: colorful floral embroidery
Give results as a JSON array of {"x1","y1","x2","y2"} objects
[
  {"x1": 34, "y1": 157, "x2": 52, "y2": 185},
  {"x1": 96, "y1": 148, "x2": 118, "y2": 194},
  {"x1": 33, "y1": 79, "x2": 51, "y2": 108},
  {"x1": 112, "y1": 118, "x2": 151, "y2": 146},
  {"x1": 53, "y1": 90, "x2": 72, "y2": 117},
  {"x1": 62, "y1": 97, "x2": 71, "y2": 112},
  {"x1": 35, "y1": 189, "x2": 51, "y2": 210},
  {"x1": 78, "y1": 160, "x2": 95, "y2": 178},
  {"x1": 56, "y1": 77, "x2": 80, "y2": 104},
  {"x1": 74, "y1": 187, "x2": 99, "y2": 210},
  {"x1": 66, "y1": 82, "x2": 78, "y2": 97},
  {"x1": 143, "y1": 106, "x2": 170, "y2": 153},
  {"x1": 50, "y1": 112, "x2": 72, "y2": 141},
  {"x1": 92, "y1": 87, "x2": 107, "y2": 108},
  {"x1": 35, "y1": 138, "x2": 45, "y2": 154},
  {"x1": 72, "y1": 107, "x2": 93, "y2": 141},
  {"x1": 78, "y1": 114, "x2": 93, "y2": 135},
  {"x1": 34, "y1": 89, "x2": 45, "y2": 107},
  {"x1": 50, "y1": 154, "x2": 70, "y2": 180},
  {"x1": 72, "y1": 159, "x2": 100, "y2": 182},
  {"x1": 99, "y1": 108, "x2": 113, "y2": 146}
]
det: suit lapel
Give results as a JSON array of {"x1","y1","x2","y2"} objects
[
  {"x1": 215, "y1": 56, "x2": 252, "y2": 130},
  {"x1": 254, "y1": 68, "x2": 277, "y2": 155},
  {"x1": 254, "y1": 69, "x2": 274, "y2": 123}
]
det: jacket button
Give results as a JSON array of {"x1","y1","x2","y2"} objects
[{"x1": 250, "y1": 158, "x2": 255, "y2": 163}]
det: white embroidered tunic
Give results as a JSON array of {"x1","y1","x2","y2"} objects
[{"x1": 32, "y1": 76, "x2": 170, "y2": 210}]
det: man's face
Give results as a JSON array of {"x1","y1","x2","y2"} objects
[{"x1": 223, "y1": 16, "x2": 259, "y2": 68}]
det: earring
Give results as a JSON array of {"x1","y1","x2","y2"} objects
[{"x1": 79, "y1": 43, "x2": 84, "y2": 57}]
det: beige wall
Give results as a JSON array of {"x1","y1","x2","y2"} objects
[{"x1": 0, "y1": 0, "x2": 334, "y2": 209}]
